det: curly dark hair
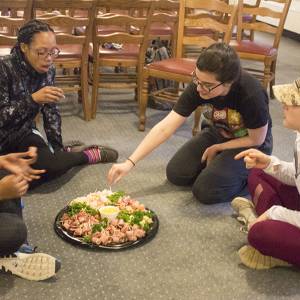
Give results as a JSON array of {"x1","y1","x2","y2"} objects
[
  {"x1": 196, "y1": 43, "x2": 241, "y2": 84},
  {"x1": 17, "y1": 19, "x2": 54, "y2": 45}
]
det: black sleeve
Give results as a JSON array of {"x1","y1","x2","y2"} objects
[
  {"x1": 41, "y1": 67, "x2": 63, "y2": 150},
  {"x1": 239, "y1": 87, "x2": 270, "y2": 130},
  {"x1": 173, "y1": 83, "x2": 201, "y2": 117},
  {"x1": 0, "y1": 61, "x2": 39, "y2": 127}
]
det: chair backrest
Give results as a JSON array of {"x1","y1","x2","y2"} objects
[
  {"x1": 93, "y1": 0, "x2": 154, "y2": 68},
  {"x1": 0, "y1": 17, "x2": 25, "y2": 47},
  {"x1": 0, "y1": 0, "x2": 33, "y2": 20},
  {"x1": 177, "y1": 0, "x2": 238, "y2": 58},
  {"x1": 34, "y1": 0, "x2": 95, "y2": 54},
  {"x1": 0, "y1": 0, "x2": 32, "y2": 35},
  {"x1": 236, "y1": 0, "x2": 292, "y2": 48},
  {"x1": 150, "y1": 0, "x2": 179, "y2": 55}
]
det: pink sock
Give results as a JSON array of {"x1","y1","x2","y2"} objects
[{"x1": 83, "y1": 147, "x2": 102, "y2": 164}]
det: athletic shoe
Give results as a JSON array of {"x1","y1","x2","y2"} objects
[
  {"x1": 0, "y1": 252, "x2": 61, "y2": 281},
  {"x1": 238, "y1": 245, "x2": 291, "y2": 270},
  {"x1": 231, "y1": 197, "x2": 257, "y2": 226},
  {"x1": 63, "y1": 140, "x2": 85, "y2": 152},
  {"x1": 83, "y1": 145, "x2": 118, "y2": 164}
]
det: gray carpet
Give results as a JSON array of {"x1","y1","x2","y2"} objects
[{"x1": 1, "y1": 34, "x2": 300, "y2": 299}]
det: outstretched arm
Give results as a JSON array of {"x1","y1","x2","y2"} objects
[{"x1": 107, "y1": 111, "x2": 186, "y2": 185}]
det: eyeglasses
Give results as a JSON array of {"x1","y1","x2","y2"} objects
[
  {"x1": 192, "y1": 70, "x2": 223, "y2": 93},
  {"x1": 32, "y1": 47, "x2": 60, "y2": 59}
]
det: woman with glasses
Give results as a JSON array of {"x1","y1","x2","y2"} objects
[
  {"x1": 108, "y1": 42, "x2": 272, "y2": 204},
  {"x1": 0, "y1": 20, "x2": 118, "y2": 189}
]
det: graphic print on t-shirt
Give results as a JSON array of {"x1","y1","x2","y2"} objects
[{"x1": 201, "y1": 104, "x2": 248, "y2": 138}]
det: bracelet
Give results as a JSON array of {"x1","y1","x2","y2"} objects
[{"x1": 127, "y1": 158, "x2": 136, "y2": 167}]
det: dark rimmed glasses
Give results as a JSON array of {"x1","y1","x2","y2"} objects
[
  {"x1": 32, "y1": 47, "x2": 60, "y2": 59},
  {"x1": 192, "y1": 70, "x2": 223, "y2": 93}
]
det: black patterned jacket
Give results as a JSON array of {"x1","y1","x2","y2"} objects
[{"x1": 0, "y1": 47, "x2": 62, "y2": 154}]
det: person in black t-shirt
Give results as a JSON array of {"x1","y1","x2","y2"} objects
[{"x1": 108, "y1": 43, "x2": 273, "y2": 204}]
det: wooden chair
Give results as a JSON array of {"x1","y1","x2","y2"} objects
[
  {"x1": 90, "y1": 0, "x2": 154, "y2": 119},
  {"x1": 148, "y1": 0, "x2": 179, "y2": 53},
  {"x1": 231, "y1": 0, "x2": 292, "y2": 98},
  {"x1": 0, "y1": 17, "x2": 26, "y2": 57},
  {"x1": 138, "y1": 0, "x2": 238, "y2": 134},
  {"x1": 33, "y1": 0, "x2": 96, "y2": 121},
  {"x1": 0, "y1": 0, "x2": 32, "y2": 41}
]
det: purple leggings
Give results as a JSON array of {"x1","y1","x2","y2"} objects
[{"x1": 247, "y1": 169, "x2": 300, "y2": 267}]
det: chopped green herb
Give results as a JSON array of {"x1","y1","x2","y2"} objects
[
  {"x1": 67, "y1": 202, "x2": 98, "y2": 217},
  {"x1": 82, "y1": 235, "x2": 92, "y2": 243},
  {"x1": 117, "y1": 209, "x2": 154, "y2": 231},
  {"x1": 107, "y1": 191, "x2": 125, "y2": 204},
  {"x1": 92, "y1": 218, "x2": 108, "y2": 233}
]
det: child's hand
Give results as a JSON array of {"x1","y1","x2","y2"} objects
[{"x1": 234, "y1": 148, "x2": 271, "y2": 169}]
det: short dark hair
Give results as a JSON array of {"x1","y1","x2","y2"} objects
[
  {"x1": 17, "y1": 19, "x2": 54, "y2": 45},
  {"x1": 196, "y1": 43, "x2": 241, "y2": 83}
]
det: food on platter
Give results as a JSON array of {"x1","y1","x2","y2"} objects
[{"x1": 60, "y1": 190, "x2": 155, "y2": 246}]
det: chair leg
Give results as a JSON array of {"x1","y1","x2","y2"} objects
[
  {"x1": 91, "y1": 51, "x2": 100, "y2": 119},
  {"x1": 269, "y1": 60, "x2": 277, "y2": 99},
  {"x1": 139, "y1": 74, "x2": 149, "y2": 131},
  {"x1": 263, "y1": 60, "x2": 271, "y2": 92},
  {"x1": 80, "y1": 61, "x2": 91, "y2": 121}
]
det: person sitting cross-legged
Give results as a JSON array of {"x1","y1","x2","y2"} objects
[
  {"x1": 0, "y1": 147, "x2": 61, "y2": 281},
  {"x1": 0, "y1": 19, "x2": 118, "y2": 190},
  {"x1": 232, "y1": 78, "x2": 300, "y2": 270}
]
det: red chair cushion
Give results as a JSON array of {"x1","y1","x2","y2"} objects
[
  {"x1": 150, "y1": 23, "x2": 172, "y2": 36},
  {"x1": 147, "y1": 58, "x2": 196, "y2": 76},
  {"x1": 57, "y1": 44, "x2": 83, "y2": 58},
  {"x1": 89, "y1": 43, "x2": 140, "y2": 60},
  {"x1": 231, "y1": 40, "x2": 277, "y2": 57}
]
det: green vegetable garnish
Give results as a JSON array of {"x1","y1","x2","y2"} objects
[
  {"x1": 107, "y1": 191, "x2": 125, "y2": 204},
  {"x1": 67, "y1": 202, "x2": 98, "y2": 217},
  {"x1": 91, "y1": 218, "x2": 108, "y2": 233},
  {"x1": 82, "y1": 235, "x2": 92, "y2": 243},
  {"x1": 117, "y1": 210, "x2": 154, "y2": 231}
]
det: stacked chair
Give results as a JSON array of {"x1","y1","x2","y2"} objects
[
  {"x1": 0, "y1": 0, "x2": 32, "y2": 57},
  {"x1": 138, "y1": 0, "x2": 238, "y2": 134},
  {"x1": 32, "y1": 0, "x2": 96, "y2": 121},
  {"x1": 89, "y1": 0, "x2": 155, "y2": 119},
  {"x1": 231, "y1": 0, "x2": 292, "y2": 98}
]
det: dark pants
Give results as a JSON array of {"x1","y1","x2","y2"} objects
[
  {"x1": 166, "y1": 125, "x2": 272, "y2": 204},
  {"x1": 4, "y1": 132, "x2": 88, "y2": 189},
  {"x1": 247, "y1": 169, "x2": 300, "y2": 267}
]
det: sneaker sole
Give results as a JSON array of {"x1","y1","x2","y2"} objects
[
  {"x1": 231, "y1": 197, "x2": 254, "y2": 213},
  {"x1": 0, "y1": 253, "x2": 60, "y2": 281}
]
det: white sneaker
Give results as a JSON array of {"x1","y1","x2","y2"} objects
[
  {"x1": 0, "y1": 252, "x2": 61, "y2": 281},
  {"x1": 231, "y1": 197, "x2": 257, "y2": 225}
]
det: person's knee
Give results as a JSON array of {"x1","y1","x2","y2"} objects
[
  {"x1": 248, "y1": 221, "x2": 271, "y2": 251},
  {"x1": 0, "y1": 214, "x2": 27, "y2": 255},
  {"x1": 192, "y1": 171, "x2": 237, "y2": 204},
  {"x1": 192, "y1": 182, "x2": 221, "y2": 204},
  {"x1": 166, "y1": 160, "x2": 195, "y2": 186}
]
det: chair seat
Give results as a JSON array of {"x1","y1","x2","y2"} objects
[
  {"x1": 185, "y1": 27, "x2": 215, "y2": 36},
  {"x1": 57, "y1": 44, "x2": 83, "y2": 58},
  {"x1": 231, "y1": 40, "x2": 277, "y2": 57},
  {"x1": 0, "y1": 46, "x2": 12, "y2": 57},
  {"x1": 89, "y1": 43, "x2": 140, "y2": 59},
  {"x1": 147, "y1": 58, "x2": 196, "y2": 76},
  {"x1": 150, "y1": 23, "x2": 173, "y2": 36}
]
